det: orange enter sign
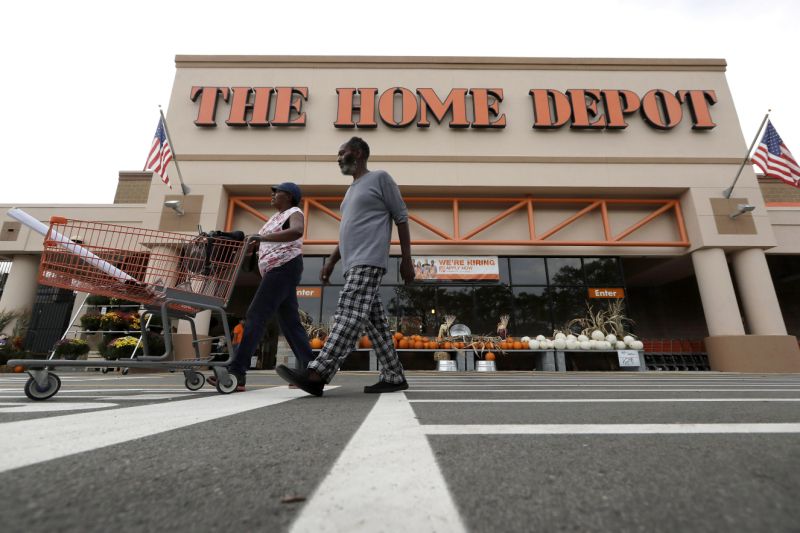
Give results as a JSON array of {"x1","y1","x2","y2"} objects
[
  {"x1": 588, "y1": 288, "x2": 625, "y2": 299},
  {"x1": 296, "y1": 287, "x2": 321, "y2": 298}
]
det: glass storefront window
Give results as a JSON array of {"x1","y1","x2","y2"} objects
[
  {"x1": 473, "y1": 285, "x2": 513, "y2": 335},
  {"x1": 395, "y1": 285, "x2": 437, "y2": 336},
  {"x1": 584, "y1": 257, "x2": 622, "y2": 284},
  {"x1": 509, "y1": 257, "x2": 547, "y2": 285},
  {"x1": 297, "y1": 296, "x2": 321, "y2": 325},
  {"x1": 300, "y1": 256, "x2": 324, "y2": 285},
  {"x1": 436, "y1": 286, "x2": 474, "y2": 326},
  {"x1": 547, "y1": 257, "x2": 583, "y2": 286},
  {"x1": 321, "y1": 286, "x2": 342, "y2": 325},
  {"x1": 512, "y1": 287, "x2": 550, "y2": 335},
  {"x1": 550, "y1": 286, "x2": 588, "y2": 332}
]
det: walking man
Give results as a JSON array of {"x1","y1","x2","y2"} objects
[{"x1": 277, "y1": 137, "x2": 415, "y2": 396}]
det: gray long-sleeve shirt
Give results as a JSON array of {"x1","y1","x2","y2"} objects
[{"x1": 338, "y1": 170, "x2": 408, "y2": 272}]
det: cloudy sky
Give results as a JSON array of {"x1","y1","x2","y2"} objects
[{"x1": 2, "y1": 0, "x2": 796, "y2": 205}]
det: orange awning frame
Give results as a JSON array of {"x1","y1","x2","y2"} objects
[{"x1": 226, "y1": 196, "x2": 690, "y2": 248}]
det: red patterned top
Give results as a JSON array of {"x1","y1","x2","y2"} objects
[{"x1": 257, "y1": 206, "x2": 303, "y2": 275}]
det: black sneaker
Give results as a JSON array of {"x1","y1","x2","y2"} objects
[
  {"x1": 276, "y1": 365, "x2": 324, "y2": 397},
  {"x1": 363, "y1": 379, "x2": 409, "y2": 394}
]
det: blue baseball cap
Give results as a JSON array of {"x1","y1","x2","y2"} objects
[{"x1": 271, "y1": 182, "x2": 302, "y2": 206}]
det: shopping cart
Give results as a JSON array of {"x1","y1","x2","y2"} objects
[{"x1": 8, "y1": 217, "x2": 257, "y2": 400}]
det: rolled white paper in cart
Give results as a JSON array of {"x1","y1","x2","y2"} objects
[{"x1": 7, "y1": 208, "x2": 137, "y2": 283}]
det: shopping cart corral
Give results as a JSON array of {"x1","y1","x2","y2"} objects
[{"x1": 7, "y1": 215, "x2": 256, "y2": 400}]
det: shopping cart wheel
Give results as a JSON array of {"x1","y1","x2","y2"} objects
[
  {"x1": 24, "y1": 374, "x2": 62, "y2": 401},
  {"x1": 215, "y1": 373, "x2": 238, "y2": 395},
  {"x1": 185, "y1": 372, "x2": 205, "y2": 391}
]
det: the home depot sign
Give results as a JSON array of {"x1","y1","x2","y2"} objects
[{"x1": 190, "y1": 86, "x2": 717, "y2": 130}]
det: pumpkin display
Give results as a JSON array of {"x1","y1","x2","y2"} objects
[
  {"x1": 399, "y1": 339, "x2": 410, "y2": 349},
  {"x1": 310, "y1": 337, "x2": 324, "y2": 349}
]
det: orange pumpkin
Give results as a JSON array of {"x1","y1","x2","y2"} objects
[
  {"x1": 513, "y1": 341, "x2": 523, "y2": 350},
  {"x1": 359, "y1": 336, "x2": 372, "y2": 349},
  {"x1": 414, "y1": 340, "x2": 424, "y2": 349},
  {"x1": 399, "y1": 339, "x2": 410, "y2": 349},
  {"x1": 485, "y1": 352, "x2": 496, "y2": 361},
  {"x1": 443, "y1": 342, "x2": 452, "y2": 349},
  {"x1": 393, "y1": 332, "x2": 404, "y2": 341},
  {"x1": 310, "y1": 337, "x2": 323, "y2": 349},
  {"x1": 456, "y1": 342, "x2": 465, "y2": 349}
]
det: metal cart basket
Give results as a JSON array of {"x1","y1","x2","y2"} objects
[{"x1": 9, "y1": 217, "x2": 254, "y2": 399}]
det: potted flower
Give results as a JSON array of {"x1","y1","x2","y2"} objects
[
  {"x1": 103, "y1": 335, "x2": 140, "y2": 360},
  {"x1": 54, "y1": 338, "x2": 90, "y2": 360},
  {"x1": 80, "y1": 312, "x2": 102, "y2": 331},
  {"x1": 99, "y1": 311, "x2": 128, "y2": 331}
]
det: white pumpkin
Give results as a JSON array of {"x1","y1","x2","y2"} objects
[
  {"x1": 591, "y1": 330, "x2": 605, "y2": 341},
  {"x1": 579, "y1": 340, "x2": 592, "y2": 350},
  {"x1": 545, "y1": 339, "x2": 555, "y2": 349},
  {"x1": 623, "y1": 335, "x2": 634, "y2": 346},
  {"x1": 602, "y1": 341, "x2": 613, "y2": 350},
  {"x1": 554, "y1": 332, "x2": 567, "y2": 341},
  {"x1": 554, "y1": 338, "x2": 567, "y2": 350},
  {"x1": 631, "y1": 340, "x2": 644, "y2": 350},
  {"x1": 528, "y1": 339, "x2": 540, "y2": 350},
  {"x1": 521, "y1": 336, "x2": 531, "y2": 343},
  {"x1": 615, "y1": 341, "x2": 627, "y2": 350},
  {"x1": 578, "y1": 334, "x2": 589, "y2": 343},
  {"x1": 536, "y1": 335, "x2": 546, "y2": 342},
  {"x1": 589, "y1": 339, "x2": 598, "y2": 349},
  {"x1": 566, "y1": 339, "x2": 580, "y2": 350},
  {"x1": 605, "y1": 334, "x2": 617, "y2": 344},
  {"x1": 566, "y1": 334, "x2": 577, "y2": 342}
]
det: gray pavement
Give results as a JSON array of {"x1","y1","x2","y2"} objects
[{"x1": 0, "y1": 370, "x2": 798, "y2": 532}]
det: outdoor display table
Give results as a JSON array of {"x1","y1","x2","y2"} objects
[
  {"x1": 554, "y1": 349, "x2": 647, "y2": 372},
  {"x1": 465, "y1": 349, "x2": 556, "y2": 372}
]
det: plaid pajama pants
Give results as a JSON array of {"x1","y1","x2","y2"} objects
[{"x1": 308, "y1": 265, "x2": 405, "y2": 384}]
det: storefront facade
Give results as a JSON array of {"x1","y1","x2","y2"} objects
[{"x1": 2, "y1": 55, "x2": 799, "y2": 371}]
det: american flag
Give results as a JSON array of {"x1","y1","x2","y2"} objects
[
  {"x1": 144, "y1": 117, "x2": 173, "y2": 188},
  {"x1": 752, "y1": 121, "x2": 800, "y2": 187}
]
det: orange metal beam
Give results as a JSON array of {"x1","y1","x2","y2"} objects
[
  {"x1": 537, "y1": 201, "x2": 601, "y2": 241},
  {"x1": 226, "y1": 195, "x2": 690, "y2": 248},
  {"x1": 461, "y1": 201, "x2": 528, "y2": 240},
  {"x1": 613, "y1": 202, "x2": 674, "y2": 242}
]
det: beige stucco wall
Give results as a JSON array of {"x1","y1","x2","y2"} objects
[{"x1": 148, "y1": 55, "x2": 775, "y2": 255}]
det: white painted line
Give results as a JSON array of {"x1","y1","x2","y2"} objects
[
  {"x1": 406, "y1": 389, "x2": 800, "y2": 392},
  {"x1": 96, "y1": 394, "x2": 197, "y2": 401},
  {"x1": 290, "y1": 393, "x2": 466, "y2": 533},
  {"x1": 409, "y1": 398, "x2": 800, "y2": 403},
  {"x1": 0, "y1": 386, "x2": 319, "y2": 474},
  {"x1": 0, "y1": 402, "x2": 118, "y2": 413},
  {"x1": 421, "y1": 423, "x2": 800, "y2": 435}
]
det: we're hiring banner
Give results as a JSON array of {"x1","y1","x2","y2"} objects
[{"x1": 413, "y1": 256, "x2": 500, "y2": 281}]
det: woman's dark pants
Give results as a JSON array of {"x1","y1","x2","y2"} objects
[{"x1": 229, "y1": 255, "x2": 313, "y2": 377}]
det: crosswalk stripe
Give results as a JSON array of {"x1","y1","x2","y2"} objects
[
  {"x1": 421, "y1": 423, "x2": 800, "y2": 435},
  {"x1": 0, "y1": 386, "x2": 318, "y2": 474},
  {"x1": 290, "y1": 393, "x2": 466, "y2": 533},
  {"x1": 409, "y1": 398, "x2": 800, "y2": 403},
  {"x1": 406, "y1": 388, "x2": 800, "y2": 392}
]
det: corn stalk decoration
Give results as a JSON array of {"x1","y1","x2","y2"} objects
[
  {"x1": 299, "y1": 309, "x2": 330, "y2": 340},
  {"x1": 437, "y1": 314, "x2": 456, "y2": 340},
  {"x1": 565, "y1": 299, "x2": 635, "y2": 337}
]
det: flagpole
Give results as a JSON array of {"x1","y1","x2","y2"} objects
[
  {"x1": 159, "y1": 106, "x2": 190, "y2": 196},
  {"x1": 723, "y1": 110, "x2": 771, "y2": 198}
]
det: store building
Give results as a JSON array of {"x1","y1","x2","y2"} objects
[{"x1": 2, "y1": 55, "x2": 799, "y2": 372}]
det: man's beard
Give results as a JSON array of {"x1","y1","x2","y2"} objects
[{"x1": 339, "y1": 161, "x2": 357, "y2": 175}]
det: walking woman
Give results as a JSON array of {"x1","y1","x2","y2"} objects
[{"x1": 209, "y1": 182, "x2": 313, "y2": 392}]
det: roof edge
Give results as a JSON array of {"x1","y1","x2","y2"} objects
[{"x1": 174, "y1": 55, "x2": 727, "y2": 71}]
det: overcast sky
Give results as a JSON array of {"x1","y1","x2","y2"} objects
[{"x1": 2, "y1": 0, "x2": 796, "y2": 205}]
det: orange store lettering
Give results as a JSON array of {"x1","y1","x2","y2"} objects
[{"x1": 189, "y1": 85, "x2": 717, "y2": 131}]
